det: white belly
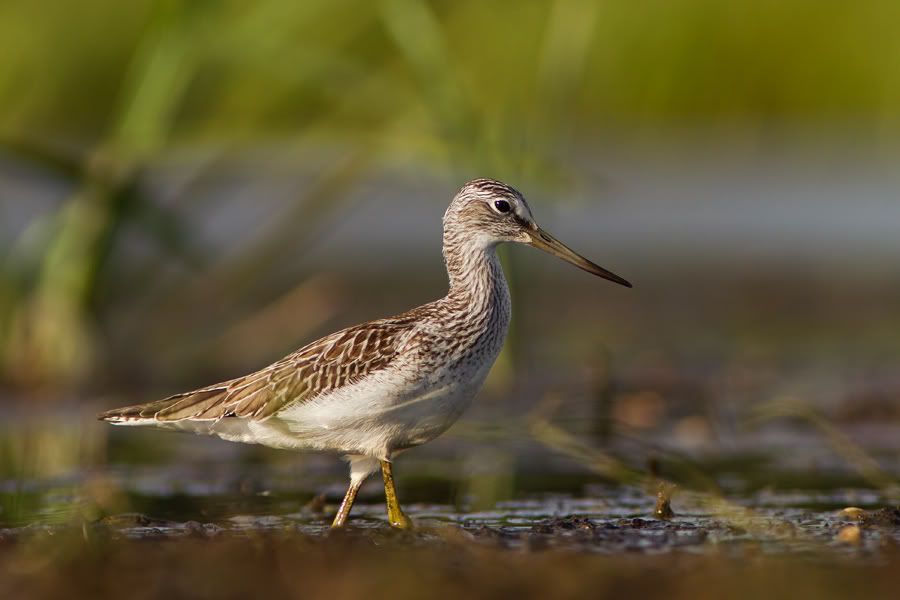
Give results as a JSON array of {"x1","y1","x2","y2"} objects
[{"x1": 263, "y1": 356, "x2": 489, "y2": 457}]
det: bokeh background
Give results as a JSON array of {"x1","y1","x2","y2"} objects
[{"x1": 1, "y1": 0, "x2": 899, "y2": 527}]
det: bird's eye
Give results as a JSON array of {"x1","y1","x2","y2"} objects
[{"x1": 493, "y1": 199, "x2": 511, "y2": 214}]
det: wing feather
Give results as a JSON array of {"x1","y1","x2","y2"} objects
[{"x1": 98, "y1": 318, "x2": 416, "y2": 425}]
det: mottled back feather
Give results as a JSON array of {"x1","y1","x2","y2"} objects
[{"x1": 98, "y1": 318, "x2": 416, "y2": 424}]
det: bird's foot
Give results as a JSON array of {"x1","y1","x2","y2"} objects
[{"x1": 388, "y1": 509, "x2": 413, "y2": 530}]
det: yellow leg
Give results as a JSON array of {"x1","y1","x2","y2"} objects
[
  {"x1": 380, "y1": 460, "x2": 413, "y2": 529},
  {"x1": 331, "y1": 480, "x2": 362, "y2": 528}
]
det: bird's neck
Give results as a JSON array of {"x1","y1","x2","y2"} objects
[
  {"x1": 442, "y1": 237, "x2": 510, "y2": 319},
  {"x1": 437, "y1": 230, "x2": 512, "y2": 368}
]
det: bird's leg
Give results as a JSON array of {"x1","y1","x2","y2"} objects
[
  {"x1": 380, "y1": 459, "x2": 413, "y2": 529},
  {"x1": 331, "y1": 479, "x2": 362, "y2": 528}
]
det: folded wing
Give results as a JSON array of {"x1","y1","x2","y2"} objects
[{"x1": 98, "y1": 318, "x2": 417, "y2": 425}]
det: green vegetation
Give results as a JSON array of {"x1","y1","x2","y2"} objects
[
  {"x1": 4, "y1": 1, "x2": 900, "y2": 144},
  {"x1": 3, "y1": 0, "x2": 900, "y2": 384}
]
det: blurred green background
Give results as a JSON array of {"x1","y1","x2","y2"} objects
[{"x1": 1, "y1": 0, "x2": 899, "y2": 527}]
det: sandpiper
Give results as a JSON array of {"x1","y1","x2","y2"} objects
[{"x1": 99, "y1": 178, "x2": 630, "y2": 528}]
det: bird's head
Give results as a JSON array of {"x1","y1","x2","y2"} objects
[{"x1": 444, "y1": 178, "x2": 631, "y2": 288}]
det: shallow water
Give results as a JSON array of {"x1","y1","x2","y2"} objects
[
  {"x1": 1, "y1": 398, "x2": 899, "y2": 600},
  {"x1": 4, "y1": 495, "x2": 898, "y2": 561},
  {"x1": 2, "y1": 358, "x2": 899, "y2": 559},
  {"x1": 3, "y1": 454, "x2": 898, "y2": 559}
]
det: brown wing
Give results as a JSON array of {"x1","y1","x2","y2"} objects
[{"x1": 98, "y1": 318, "x2": 416, "y2": 424}]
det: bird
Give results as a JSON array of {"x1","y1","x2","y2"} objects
[{"x1": 98, "y1": 178, "x2": 631, "y2": 529}]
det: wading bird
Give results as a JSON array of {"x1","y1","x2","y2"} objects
[{"x1": 99, "y1": 179, "x2": 631, "y2": 528}]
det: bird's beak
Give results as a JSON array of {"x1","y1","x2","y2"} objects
[{"x1": 527, "y1": 226, "x2": 632, "y2": 288}]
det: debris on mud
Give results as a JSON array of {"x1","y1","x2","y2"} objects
[
  {"x1": 840, "y1": 506, "x2": 900, "y2": 528},
  {"x1": 654, "y1": 482, "x2": 676, "y2": 521},
  {"x1": 861, "y1": 507, "x2": 900, "y2": 528},
  {"x1": 530, "y1": 516, "x2": 597, "y2": 534},
  {"x1": 837, "y1": 525, "x2": 862, "y2": 545}
]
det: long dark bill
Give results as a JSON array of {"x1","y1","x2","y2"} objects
[{"x1": 528, "y1": 227, "x2": 632, "y2": 288}]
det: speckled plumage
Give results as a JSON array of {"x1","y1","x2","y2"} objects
[{"x1": 100, "y1": 178, "x2": 630, "y2": 527}]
